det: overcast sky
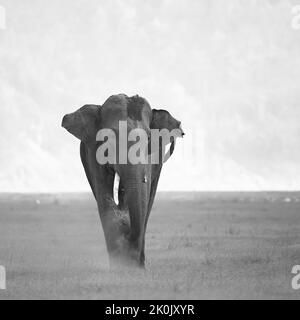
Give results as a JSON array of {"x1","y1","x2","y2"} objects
[{"x1": 0, "y1": 0, "x2": 300, "y2": 192}]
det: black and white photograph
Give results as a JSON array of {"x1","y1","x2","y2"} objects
[{"x1": 0, "y1": 0, "x2": 300, "y2": 302}]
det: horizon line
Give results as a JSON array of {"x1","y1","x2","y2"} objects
[{"x1": 1, "y1": 190, "x2": 300, "y2": 195}]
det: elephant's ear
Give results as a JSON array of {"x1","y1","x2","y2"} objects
[
  {"x1": 150, "y1": 109, "x2": 184, "y2": 163},
  {"x1": 62, "y1": 105, "x2": 101, "y2": 143}
]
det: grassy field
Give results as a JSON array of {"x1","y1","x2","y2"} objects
[{"x1": 0, "y1": 192, "x2": 300, "y2": 300}]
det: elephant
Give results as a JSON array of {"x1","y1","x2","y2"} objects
[{"x1": 62, "y1": 94, "x2": 184, "y2": 267}]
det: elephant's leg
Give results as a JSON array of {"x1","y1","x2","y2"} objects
[
  {"x1": 81, "y1": 144, "x2": 125, "y2": 256},
  {"x1": 96, "y1": 170, "x2": 120, "y2": 249},
  {"x1": 92, "y1": 165, "x2": 131, "y2": 267}
]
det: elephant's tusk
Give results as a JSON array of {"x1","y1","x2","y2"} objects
[{"x1": 113, "y1": 172, "x2": 120, "y2": 205}]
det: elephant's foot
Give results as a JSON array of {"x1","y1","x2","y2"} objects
[
  {"x1": 108, "y1": 246, "x2": 145, "y2": 269},
  {"x1": 103, "y1": 204, "x2": 144, "y2": 269},
  {"x1": 109, "y1": 255, "x2": 144, "y2": 270}
]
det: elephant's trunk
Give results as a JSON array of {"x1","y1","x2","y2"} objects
[{"x1": 118, "y1": 164, "x2": 151, "y2": 266}]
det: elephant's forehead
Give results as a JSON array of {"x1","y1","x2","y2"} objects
[
  {"x1": 102, "y1": 94, "x2": 127, "y2": 111},
  {"x1": 101, "y1": 94, "x2": 151, "y2": 127}
]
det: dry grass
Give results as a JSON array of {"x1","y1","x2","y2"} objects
[{"x1": 0, "y1": 191, "x2": 300, "y2": 300}]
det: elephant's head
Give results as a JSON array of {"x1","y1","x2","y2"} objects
[{"x1": 62, "y1": 94, "x2": 184, "y2": 267}]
